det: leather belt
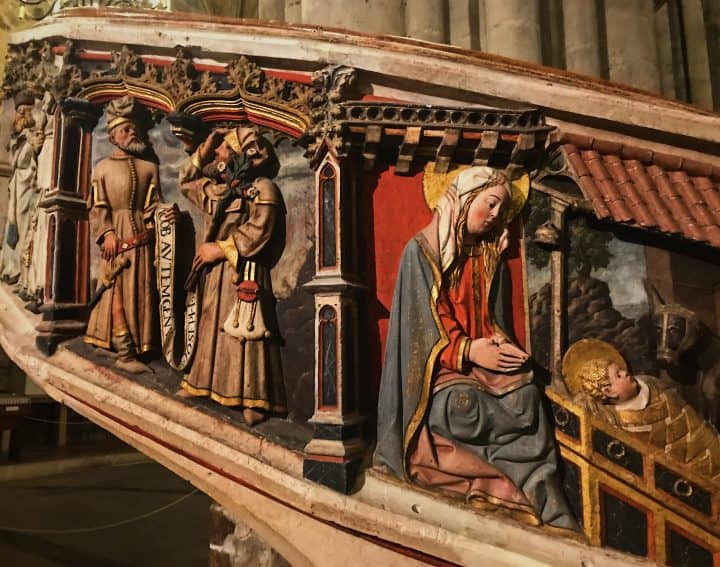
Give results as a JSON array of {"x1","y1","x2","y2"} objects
[{"x1": 119, "y1": 230, "x2": 153, "y2": 253}]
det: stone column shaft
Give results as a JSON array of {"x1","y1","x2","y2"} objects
[
  {"x1": 680, "y1": 0, "x2": 713, "y2": 109},
  {"x1": 36, "y1": 99, "x2": 101, "y2": 355},
  {"x1": 405, "y1": 0, "x2": 446, "y2": 43},
  {"x1": 705, "y1": 0, "x2": 720, "y2": 111},
  {"x1": 549, "y1": 198, "x2": 568, "y2": 394},
  {"x1": 562, "y1": 0, "x2": 601, "y2": 77},
  {"x1": 483, "y1": 0, "x2": 542, "y2": 63},
  {"x1": 303, "y1": 151, "x2": 365, "y2": 494},
  {"x1": 448, "y1": 0, "x2": 478, "y2": 49},
  {"x1": 284, "y1": 0, "x2": 301, "y2": 23},
  {"x1": 655, "y1": 1, "x2": 677, "y2": 99},
  {"x1": 259, "y1": 0, "x2": 285, "y2": 21},
  {"x1": 604, "y1": 0, "x2": 661, "y2": 93},
  {"x1": 302, "y1": 0, "x2": 405, "y2": 35}
]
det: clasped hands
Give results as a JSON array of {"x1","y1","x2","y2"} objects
[{"x1": 468, "y1": 334, "x2": 529, "y2": 373}]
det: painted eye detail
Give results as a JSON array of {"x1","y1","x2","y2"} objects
[{"x1": 246, "y1": 147, "x2": 259, "y2": 157}]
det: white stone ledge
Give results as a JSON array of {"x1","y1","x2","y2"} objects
[
  {"x1": 0, "y1": 283, "x2": 651, "y2": 566},
  {"x1": 7, "y1": 8, "x2": 720, "y2": 151}
]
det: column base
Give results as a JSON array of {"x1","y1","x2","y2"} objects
[
  {"x1": 35, "y1": 302, "x2": 88, "y2": 355},
  {"x1": 303, "y1": 455, "x2": 363, "y2": 494},
  {"x1": 303, "y1": 420, "x2": 365, "y2": 494}
]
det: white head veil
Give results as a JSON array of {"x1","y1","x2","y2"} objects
[{"x1": 435, "y1": 166, "x2": 510, "y2": 275}]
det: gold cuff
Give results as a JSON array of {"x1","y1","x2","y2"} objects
[
  {"x1": 191, "y1": 150, "x2": 204, "y2": 171},
  {"x1": 459, "y1": 336, "x2": 472, "y2": 370},
  {"x1": 216, "y1": 236, "x2": 239, "y2": 269}
]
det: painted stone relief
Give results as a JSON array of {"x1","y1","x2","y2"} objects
[
  {"x1": 375, "y1": 166, "x2": 578, "y2": 532},
  {"x1": 87, "y1": 105, "x2": 314, "y2": 424},
  {"x1": 523, "y1": 190, "x2": 720, "y2": 558},
  {"x1": 2, "y1": 38, "x2": 719, "y2": 564},
  {"x1": 565, "y1": 338, "x2": 720, "y2": 482},
  {"x1": 0, "y1": 90, "x2": 42, "y2": 286},
  {"x1": 86, "y1": 107, "x2": 294, "y2": 425},
  {"x1": 17, "y1": 91, "x2": 55, "y2": 311},
  {"x1": 175, "y1": 126, "x2": 287, "y2": 426},
  {"x1": 84, "y1": 96, "x2": 161, "y2": 373}
]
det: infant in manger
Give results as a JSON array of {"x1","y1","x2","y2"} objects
[{"x1": 563, "y1": 339, "x2": 720, "y2": 482}]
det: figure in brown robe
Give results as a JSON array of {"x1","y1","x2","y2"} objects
[
  {"x1": 84, "y1": 97, "x2": 160, "y2": 374},
  {"x1": 178, "y1": 126, "x2": 286, "y2": 426}
]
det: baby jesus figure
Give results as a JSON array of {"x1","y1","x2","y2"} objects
[{"x1": 564, "y1": 339, "x2": 720, "y2": 482}]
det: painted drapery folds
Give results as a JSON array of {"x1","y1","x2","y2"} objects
[
  {"x1": 4, "y1": 30, "x2": 720, "y2": 565},
  {"x1": 0, "y1": 90, "x2": 41, "y2": 286},
  {"x1": 375, "y1": 166, "x2": 578, "y2": 531},
  {"x1": 177, "y1": 126, "x2": 287, "y2": 426}
]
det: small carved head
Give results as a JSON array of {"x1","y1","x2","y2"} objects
[
  {"x1": 579, "y1": 358, "x2": 639, "y2": 404},
  {"x1": 106, "y1": 96, "x2": 152, "y2": 156},
  {"x1": 217, "y1": 126, "x2": 280, "y2": 180},
  {"x1": 13, "y1": 90, "x2": 36, "y2": 134},
  {"x1": 464, "y1": 181, "x2": 511, "y2": 236},
  {"x1": 30, "y1": 129, "x2": 45, "y2": 154},
  {"x1": 653, "y1": 306, "x2": 699, "y2": 366},
  {"x1": 455, "y1": 169, "x2": 511, "y2": 236},
  {"x1": 644, "y1": 280, "x2": 700, "y2": 366}
]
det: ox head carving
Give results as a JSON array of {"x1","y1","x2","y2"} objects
[{"x1": 644, "y1": 280, "x2": 700, "y2": 366}]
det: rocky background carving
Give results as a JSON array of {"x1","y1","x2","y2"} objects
[{"x1": 526, "y1": 192, "x2": 655, "y2": 374}]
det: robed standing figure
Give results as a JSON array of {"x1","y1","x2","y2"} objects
[
  {"x1": 375, "y1": 166, "x2": 578, "y2": 531},
  {"x1": 0, "y1": 90, "x2": 41, "y2": 286},
  {"x1": 178, "y1": 126, "x2": 286, "y2": 426},
  {"x1": 84, "y1": 97, "x2": 160, "y2": 373}
]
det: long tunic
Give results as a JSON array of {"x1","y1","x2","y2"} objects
[
  {"x1": 19, "y1": 104, "x2": 55, "y2": 300},
  {"x1": 179, "y1": 161, "x2": 286, "y2": 412},
  {"x1": 0, "y1": 131, "x2": 38, "y2": 283},
  {"x1": 84, "y1": 154, "x2": 160, "y2": 353}
]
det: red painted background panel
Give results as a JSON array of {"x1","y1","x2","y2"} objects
[{"x1": 362, "y1": 166, "x2": 527, "y2": 397}]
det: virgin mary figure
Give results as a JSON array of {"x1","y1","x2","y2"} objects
[{"x1": 375, "y1": 166, "x2": 578, "y2": 531}]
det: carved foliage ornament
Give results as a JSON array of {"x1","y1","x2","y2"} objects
[
  {"x1": 2, "y1": 39, "x2": 85, "y2": 102},
  {"x1": 86, "y1": 45, "x2": 219, "y2": 104},
  {"x1": 226, "y1": 56, "x2": 313, "y2": 113},
  {"x1": 3, "y1": 41, "x2": 357, "y2": 156},
  {"x1": 303, "y1": 65, "x2": 357, "y2": 161}
]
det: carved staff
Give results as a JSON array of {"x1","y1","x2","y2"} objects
[{"x1": 87, "y1": 257, "x2": 131, "y2": 310}]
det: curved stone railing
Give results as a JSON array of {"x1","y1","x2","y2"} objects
[{"x1": 0, "y1": 282, "x2": 644, "y2": 566}]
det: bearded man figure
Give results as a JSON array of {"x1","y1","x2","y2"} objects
[
  {"x1": 0, "y1": 90, "x2": 41, "y2": 285},
  {"x1": 84, "y1": 96, "x2": 161, "y2": 373},
  {"x1": 177, "y1": 126, "x2": 286, "y2": 426}
]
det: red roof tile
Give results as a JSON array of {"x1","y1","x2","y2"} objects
[{"x1": 560, "y1": 134, "x2": 720, "y2": 247}]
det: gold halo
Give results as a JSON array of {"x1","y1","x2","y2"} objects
[
  {"x1": 422, "y1": 163, "x2": 529, "y2": 222},
  {"x1": 562, "y1": 339, "x2": 627, "y2": 396},
  {"x1": 506, "y1": 173, "x2": 529, "y2": 222}
]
